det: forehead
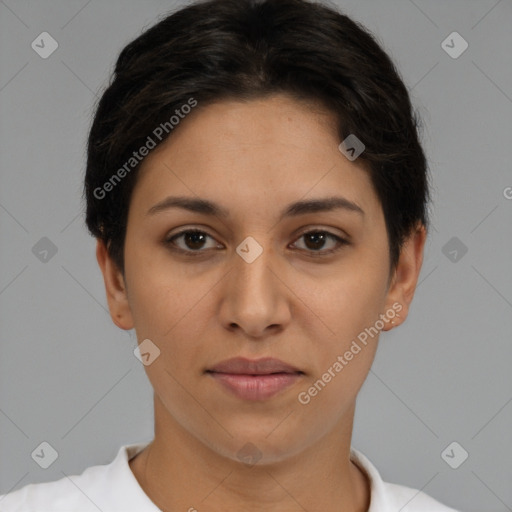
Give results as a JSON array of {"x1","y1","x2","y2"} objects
[
  {"x1": 157, "y1": 95, "x2": 340, "y2": 161},
  {"x1": 131, "y1": 95, "x2": 381, "y2": 222}
]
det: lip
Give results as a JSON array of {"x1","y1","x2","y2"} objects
[
  {"x1": 208, "y1": 357, "x2": 302, "y2": 375},
  {"x1": 206, "y1": 357, "x2": 304, "y2": 401}
]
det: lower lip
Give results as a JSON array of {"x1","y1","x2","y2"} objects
[{"x1": 208, "y1": 372, "x2": 302, "y2": 400}]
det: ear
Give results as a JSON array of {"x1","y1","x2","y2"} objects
[
  {"x1": 96, "y1": 239, "x2": 134, "y2": 330},
  {"x1": 382, "y1": 223, "x2": 427, "y2": 331}
]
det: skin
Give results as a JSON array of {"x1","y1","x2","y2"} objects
[{"x1": 96, "y1": 94, "x2": 426, "y2": 512}]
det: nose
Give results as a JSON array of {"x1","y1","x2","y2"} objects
[{"x1": 219, "y1": 241, "x2": 292, "y2": 339}]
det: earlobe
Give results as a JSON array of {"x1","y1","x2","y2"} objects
[
  {"x1": 95, "y1": 239, "x2": 134, "y2": 330},
  {"x1": 382, "y1": 223, "x2": 427, "y2": 331}
]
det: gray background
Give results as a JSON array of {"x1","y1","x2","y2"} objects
[{"x1": 0, "y1": 0, "x2": 511, "y2": 510}]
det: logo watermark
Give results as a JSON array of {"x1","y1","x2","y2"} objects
[
  {"x1": 93, "y1": 97, "x2": 198, "y2": 200},
  {"x1": 297, "y1": 302, "x2": 402, "y2": 405}
]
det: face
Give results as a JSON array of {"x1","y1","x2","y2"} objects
[{"x1": 98, "y1": 94, "x2": 425, "y2": 464}]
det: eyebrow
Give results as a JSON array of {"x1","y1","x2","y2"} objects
[{"x1": 146, "y1": 195, "x2": 365, "y2": 219}]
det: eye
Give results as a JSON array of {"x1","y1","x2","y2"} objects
[
  {"x1": 165, "y1": 229, "x2": 221, "y2": 254},
  {"x1": 165, "y1": 228, "x2": 349, "y2": 257},
  {"x1": 290, "y1": 230, "x2": 349, "y2": 256}
]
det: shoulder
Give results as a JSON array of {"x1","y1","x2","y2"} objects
[
  {"x1": 382, "y1": 481, "x2": 460, "y2": 511},
  {"x1": 350, "y1": 448, "x2": 460, "y2": 512},
  {"x1": 0, "y1": 465, "x2": 108, "y2": 512},
  {"x1": 0, "y1": 442, "x2": 151, "y2": 512}
]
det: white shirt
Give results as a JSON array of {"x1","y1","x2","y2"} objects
[{"x1": 0, "y1": 442, "x2": 459, "y2": 511}]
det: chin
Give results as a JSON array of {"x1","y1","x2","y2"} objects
[{"x1": 208, "y1": 424, "x2": 312, "y2": 467}]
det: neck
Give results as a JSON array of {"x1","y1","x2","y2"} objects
[{"x1": 129, "y1": 394, "x2": 370, "y2": 512}]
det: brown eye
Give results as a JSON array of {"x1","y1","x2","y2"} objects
[
  {"x1": 166, "y1": 229, "x2": 220, "y2": 253},
  {"x1": 292, "y1": 230, "x2": 348, "y2": 255},
  {"x1": 165, "y1": 228, "x2": 348, "y2": 258}
]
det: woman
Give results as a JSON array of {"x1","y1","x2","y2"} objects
[{"x1": 0, "y1": 0, "x2": 460, "y2": 510}]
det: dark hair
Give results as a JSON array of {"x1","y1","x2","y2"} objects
[{"x1": 84, "y1": 0, "x2": 430, "y2": 276}]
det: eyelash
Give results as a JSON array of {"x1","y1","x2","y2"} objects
[{"x1": 164, "y1": 228, "x2": 349, "y2": 258}]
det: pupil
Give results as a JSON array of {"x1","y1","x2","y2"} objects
[
  {"x1": 186, "y1": 232, "x2": 205, "y2": 249},
  {"x1": 305, "y1": 232, "x2": 325, "y2": 250}
]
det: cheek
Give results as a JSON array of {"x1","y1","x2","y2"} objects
[
  {"x1": 297, "y1": 255, "x2": 388, "y2": 389},
  {"x1": 295, "y1": 284, "x2": 383, "y2": 422},
  {"x1": 124, "y1": 242, "x2": 186, "y2": 332},
  {"x1": 124, "y1": 251, "x2": 216, "y2": 371},
  {"x1": 305, "y1": 259, "x2": 387, "y2": 340}
]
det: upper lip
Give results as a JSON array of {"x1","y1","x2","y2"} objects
[{"x1": 207, "y1": 357, "x2": 303, "y2": 375}]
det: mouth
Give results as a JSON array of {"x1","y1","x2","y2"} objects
[
  {"x1": 205, "y1": 357, "x2": 304, "y2": 401},
  {"x1": 207, "y1": 356, "x2": 303, "y2": 375}
]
